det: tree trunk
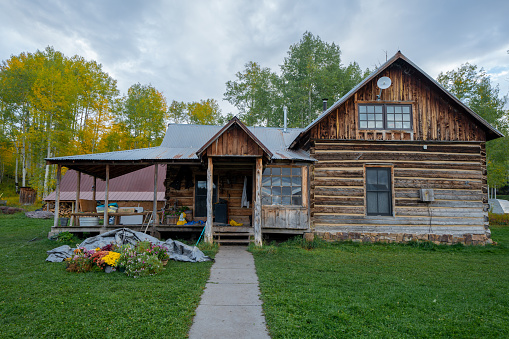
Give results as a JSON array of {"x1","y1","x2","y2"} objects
[
  {"x1": 21, "y1": 136, "x2": 26, "y2": 187},
  {"x1": 43, "y1": 116, "x2": 52, "y2": 198}
]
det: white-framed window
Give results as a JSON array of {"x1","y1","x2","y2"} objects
[
  {"x1": 261, "y1": 167, "x2": 302, "y2": 206},
  {"x1": 358, "y1": 104, "x2": 412, "y2": 130}
]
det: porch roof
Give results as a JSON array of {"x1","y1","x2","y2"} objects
[{"x1": 46, "y1": 120, "x2": 313, "y2": 179}]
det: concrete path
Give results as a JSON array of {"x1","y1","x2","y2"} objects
[
  {"x1": 489, "y1": 199, "x2": 509, "y2": 214},
  {"x1": 189, "y1": 246, "x2": 270, "y2": 339}
]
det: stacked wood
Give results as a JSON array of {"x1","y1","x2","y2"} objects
[{"x1": 42, "y1": 202, "x2": 73, "y2": 217}]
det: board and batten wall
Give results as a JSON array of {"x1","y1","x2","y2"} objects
[{"x1": 307, "y1": 59, "x2": 491, "y2": 245}]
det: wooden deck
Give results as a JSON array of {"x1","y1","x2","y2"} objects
[{"x1": 48, "y1": 223, "x2": 309, "y2": 239}]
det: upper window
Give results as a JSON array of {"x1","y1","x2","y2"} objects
[
  {"x1": 262, "y1": 167, "x2": 302, "y2": 206},
  {"x1": 358, "y1": 104, "x2": 412, "y2": 130}
]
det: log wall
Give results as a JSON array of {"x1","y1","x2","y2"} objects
[
  {"x1": 309, "y1": 59, "x2": 487, "y2": 142},
  {"x1": 310, "y1": 140, "x2": 491, "y2": 245}
]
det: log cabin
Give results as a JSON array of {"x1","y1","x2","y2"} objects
[{"x1": 46, "y1": 51, "x2": 502, "y2": 245}]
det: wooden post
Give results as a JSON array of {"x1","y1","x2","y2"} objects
[
  {"x1": 205, "y1": 157, "x2": 213, "y2": 244},
  {"x1": 254, "y1": 157, "x2": 263, "y2": 246},
  {"x1": 103, "y1": 165, "x2": 109, "y2": 229},
  {"x1": 152, "y1": 164, "x2": 159, "y2": 234},
  {"x1": 72, "y1": 171, "x2": 81, "y2": 226},
  {"x1": 53, "y1": 165, "x2": 61, "y2": 228},
  {"x1": 92, "y1": 176, "x2": 96, "y2": 201}
]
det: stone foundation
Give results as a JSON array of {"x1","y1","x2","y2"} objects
[{"x1": 314, "y1": 231, "x2": 493, "y2": 246}]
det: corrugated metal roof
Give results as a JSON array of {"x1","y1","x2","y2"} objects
[
  {"x1": 44, "y1": 191, "x2": 165, "y2": 202},
  {"x1": 247, "y1": 126, "x2": 313, "y2": 160},
  {"x1": 47, "y1": 146, "x2": 195, "y2": 162},
  {"x1": 47, "y1": 123, "x2": 313, "y2": 163},
  {"x1": 44, "y1": 165, "x2": 166, "y2": 201},
  {"x1": 290, "y1": 51, "x2": 503, "y2": 147}
]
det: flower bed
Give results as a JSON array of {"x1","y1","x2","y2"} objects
[{"x1": 65, "y1": 241, "x2": 170, "y2": 278}]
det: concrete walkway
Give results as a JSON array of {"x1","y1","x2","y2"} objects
[
  {"x1": 489, "y1": 199, "x2": 509, "y2": 214},
  {"x1": 189, "y1": 246, "x2": 270, "y2": 339}
]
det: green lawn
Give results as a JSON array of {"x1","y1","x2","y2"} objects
[
  {"x1": 252, "y1": 226, "x2": 509, "y2": 338},
  {"x1": 0, "y1": 213, "x2": 215, "y2": 338}
]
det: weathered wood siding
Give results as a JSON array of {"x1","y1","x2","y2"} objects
[
  {"x1": 310, "y1": 140, "x2": 488, "y2": 238},
  {"x1": 204, "y1": 124, "x2": 264, "y2": 157},
  {"x1": 310, "y1": 59, "x2": 487, "y2": 142},
  {"x1": 165, "y1": 164, "x2": 254, "y2": 225},
  {"x1": 262, "y1": 206, "x2": 309, "y2": 229},
  {"x1": 261, "y1": 165, "x2": 310, "y2": 230}
]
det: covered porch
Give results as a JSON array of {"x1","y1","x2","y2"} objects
[{"x1": 46, "y1": 117, "x2": 313, "y2": 245}]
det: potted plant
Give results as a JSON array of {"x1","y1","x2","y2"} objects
[{"x1": 165, "y1": 206, "x2": 190, "y2": 224}]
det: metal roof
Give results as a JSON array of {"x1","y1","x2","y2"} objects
[
  {"x1": 47, "y1": 123, "x2": 313, "y2": 165},
  {"x1": 290, "y1": 51, "x2": 503, "y2": 148},
  {"x1": 44, "y1": 165, "x2": 166, "y2": 201}
]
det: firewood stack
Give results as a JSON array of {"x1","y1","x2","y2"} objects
[{"x1": 41, "y1": 202, "x2": 73, "y2": 217}]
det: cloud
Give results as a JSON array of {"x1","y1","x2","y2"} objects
[{"x1": 1, "y1": 0, "x2": 508, "y2": 113}]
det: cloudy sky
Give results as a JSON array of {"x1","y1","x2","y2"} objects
[{"x1": 1, "y1": 0, "x2": 508, "y2": 115}]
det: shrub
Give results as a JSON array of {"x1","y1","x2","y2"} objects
[
  {"x1": 56, "y1": 231, "x2": 78, "y2": 243},
  {"x1": 489, "y1": 212, "x2": 509, "y2": 225}
]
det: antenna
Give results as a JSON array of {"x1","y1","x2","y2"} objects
[{"x1": 376, "y1": 76, "x2": 391, "y2": 100}]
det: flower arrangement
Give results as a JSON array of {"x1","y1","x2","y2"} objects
[
  {"x1": 152, "y1": 244, "x2": 170, "y2": 261},
  {"x1": 64, "y1": 241, "x2": 169, "y2": 277},
  {"x1": 121, "y1": 252, "x2": 164, "y2": 278},
  {"x1": 91, "y1": 250, "x2": 110, "y2": 270},
  {"x1": 102, "y1": 251, "x2": 121, "y2": 266},
  {"x1": 64, "y1": 248, "x2": 94, "y2": 273}
]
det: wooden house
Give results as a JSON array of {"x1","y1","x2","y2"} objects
[{"x1": 46, "y1": 52, "x2": 501, "y2": 245}]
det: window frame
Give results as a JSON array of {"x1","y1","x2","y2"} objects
[
  {"x1": 365, "y1": 166, "x2": 393, "y2": 217},
  {"x1": 261, "y1": 166, "x2": 303, "y2": 206},
  {"x1": 358, "y1": 103, "x2": 413, "y2": 131}
]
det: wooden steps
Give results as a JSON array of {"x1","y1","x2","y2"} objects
[{"x1": 213, "y1": 226, "x2": 254, "y2": 245}]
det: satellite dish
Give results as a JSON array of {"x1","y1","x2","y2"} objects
[{"x1": 377, "y1": 76, "x2": 392, "y2": 89}]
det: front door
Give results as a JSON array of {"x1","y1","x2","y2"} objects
[{"x1": 195, "y1": 175, "x2": 217, "y2": 217}]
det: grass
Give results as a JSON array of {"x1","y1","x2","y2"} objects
[
  {"x1": 252, "y1": 226, "x2": 509, "y2": 338},
  {"x1": 0, "y1": 213, "x2": 216, "y2": 338}
]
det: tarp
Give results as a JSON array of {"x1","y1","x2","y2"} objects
[{"x1": 46, "y1": 228, "x2": 212, "y2": 263}]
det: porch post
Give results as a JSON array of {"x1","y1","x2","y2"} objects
[
  {"x1": 72, "y1": 171, "x2": 81, "y2": 226},
  {"x1": 205, "y1": 157, "x2": 213, "y2": 244},
  {"x1": 53, "y1": 164, "x2": 61, "y2": 228},
  {"x1": 103, "y1": 165, "x2": 109, "y2": 229},
  {"x1": 92, "y1": 176, "x2": 96, "y2": 201},
  {"x1": 152, "y1": 164, "x2": 159, "y2": 233},
  {"x1": 254, "y1": 157, "x2": 263, "y2": 246}
]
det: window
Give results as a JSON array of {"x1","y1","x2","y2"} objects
[
  {"x1": 262, "y1": 167, "x2": 302, "y2": 206},
  {"x1": 358, "y1": 104, "x2": 412, "y2": 130},
  {"x1": 366, "y1": 167, "x2": 392, "y2": 216}
]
